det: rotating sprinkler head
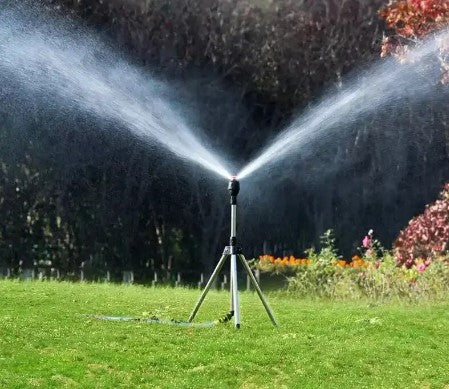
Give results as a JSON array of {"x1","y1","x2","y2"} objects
[{"x1": 228, "y1": 176, "x2": 240, "y2": 203}]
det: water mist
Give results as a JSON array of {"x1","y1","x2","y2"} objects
[
  {"x1": 237, "y1": 32, "x2": 447, "y2": 180},
  {"x1": 0, "y1": 5, "x2": 232, "y2": 179}
]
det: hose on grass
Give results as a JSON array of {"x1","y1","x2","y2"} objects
[{"x1": 89, "y1": 310, "x2": 235, "y2": 328}]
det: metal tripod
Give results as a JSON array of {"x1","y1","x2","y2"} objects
[{"x1": 188, "y1": 178, "x2": 278, "y2": 329}]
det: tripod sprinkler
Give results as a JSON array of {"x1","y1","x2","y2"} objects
[{"x1": 188, "y1": 177, "x2": 278, "y2": 329}]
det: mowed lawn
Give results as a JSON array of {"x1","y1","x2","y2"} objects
[{"x1": 0, "y1": 281, "x2": 448, "y2": 388}]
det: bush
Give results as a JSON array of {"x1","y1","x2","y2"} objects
[
  {"x1": 394, "y1": 182, "x2": 449, "y2": 268},
  {"x1": 256, "y1": 229, "x2": 449, "y2": 300}
]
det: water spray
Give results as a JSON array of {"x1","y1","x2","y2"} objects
[
  {"x1": 0, "y1": 5, "x2": 233, "y2": 181},
  {"x1": 188, "y1": 177, "x2": 278, "y2": 329},
  {"x1": 236, "y1": 32, "x2": 446, "y2": 180}
]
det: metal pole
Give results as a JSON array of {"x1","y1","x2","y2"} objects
[
  {"x1": 231, "y1": 204, "x2": 237, "y2": 238},
  {"x1": 188, "y1": 254, "x2": 228, "y2": 322},
  {"x1": 238, "y1": 254, "x2": 278, "y2": 326},
  {"x1": 229, "y1": 178, "x2": 240, "y2": 328},
  {"x1": 231, "y1": 254, "x2": 240, "y2": 329}
]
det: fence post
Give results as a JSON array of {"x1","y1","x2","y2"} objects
[
  {"x1": 175, "y1": 272, "x2": 181, "y2": 287},
  {"x1": 197, "y1": 273, "x2": 204, "y2": 289},
  {"x1": 263, "y1": 241, "x2": 269, "y2": 254},
  {"x1": 255, "y1": 268, "x2": 260, "y2": 284},
  {"x1": 50, "y1": 268, "x2": 60, "y2": 281},
  {"x1": 221, "y1": 274, "x2": 228, "y2": 290},
  {"x1": 122, "y1": 270, "x2": 134, "y2": 285},
  {"x1": 20, "y1": 268, "x2": 34, "y2": 281},
  {"x1": 151, "y1": 271, "x2": 158, "y2": 287},
  {"x1": 80, "y1": 262, "x2": 85, "y2": 282},
  {"x1": 0, "y1": 267, "x2": 8, "y2": 279}
]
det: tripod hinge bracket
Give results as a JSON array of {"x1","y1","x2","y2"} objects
[{"x1": 222, "y1": 246, "x2": 243, "y2": 255}]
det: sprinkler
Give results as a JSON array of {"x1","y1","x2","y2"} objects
[
  {"x1": 188, "y1": 177, "x2": 278, "y2": 329},
  {"x1": 89, "y1": 176, "x2": 276, "y2": 329}
]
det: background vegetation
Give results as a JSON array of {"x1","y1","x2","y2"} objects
[{"x1": 0, "y1": 0, "x2": 448, "y2": 281}]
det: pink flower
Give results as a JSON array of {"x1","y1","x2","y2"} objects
[
  {"x1": 416, "y1": 263, "x2": 426, "y2": 273},
  {"x1": 362, "y1": 235, "x2": 372, "y2": 248}
]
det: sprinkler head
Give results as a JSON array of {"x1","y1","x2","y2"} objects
[{"x1": 228, "y1": 177, "x2": 240, "y2": 197}]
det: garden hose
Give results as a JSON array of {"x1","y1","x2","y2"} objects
[{"x1": 89, "y1": 310, "x2": 235, "y2": 328}]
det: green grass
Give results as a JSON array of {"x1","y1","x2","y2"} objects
[{"x1": 1, "y1": 281, "x2": 449, "y2": 388}]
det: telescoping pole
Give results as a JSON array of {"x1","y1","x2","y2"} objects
[
  {"x1": 228, "y1": 177, "x2": 239, "y2": 246},
  {"x1": 228, "y1": 177, "x2": 240, "y2": 329}
]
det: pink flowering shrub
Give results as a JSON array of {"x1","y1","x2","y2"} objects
[
  {"x1": 257, "y1": 230, "x2": 449, "y2": 299},
  {"x1": 394, "y1": 183, "x2": 449, "y2": 267}
]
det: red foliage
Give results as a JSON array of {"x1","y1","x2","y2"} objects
[
  {"x1": 379, "y1": 0, "x2": 449, "y2": 81},
  {"x1": 394, "y1": 183, "x2": 449, "y2": 267},
  {"x1": 380, "y1": 0, "x2": 449, "y2": 39}
]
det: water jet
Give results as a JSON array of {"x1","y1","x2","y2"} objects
[
  {"x1": 0, "y1": 4, "x2": 233, "y2": 180},
  {"x1": 236, "y1": 31, "x2": 447, "y2": 180}
]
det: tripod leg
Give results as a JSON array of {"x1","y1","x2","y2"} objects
[
  {"x1": 230, "y1": 254, "x2": 240, "y2": 329},
  {"x1": 238, "y1": 254, "x2": 278, "y2": 326},
  {"x1": 188, "y1": 255, "x2": 228, "y2": 322},
  {"x1": 229, "y1": 268, "x2": 234, "y2": 313}
]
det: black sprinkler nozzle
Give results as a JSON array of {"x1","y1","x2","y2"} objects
[{"x1": 228, "y1": 177, "x2": 240, "y2": 197}]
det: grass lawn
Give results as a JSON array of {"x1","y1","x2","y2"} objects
[{"x1": 0, "y1": 280, "x2": 448, "y2": 388}]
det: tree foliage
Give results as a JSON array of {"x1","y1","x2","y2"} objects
[
  {"x1": 379, "y1": 0, "x2": 449, "y2": 82},
  {"x1": 45, "y1": 0, "x2": 383, "y2": 111}
]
